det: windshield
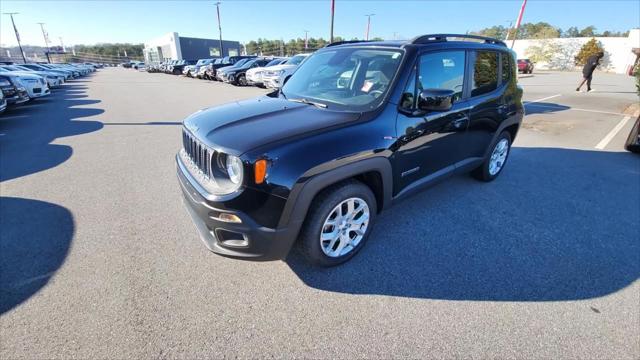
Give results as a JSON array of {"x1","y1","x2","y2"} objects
[
  {"x1": 281, "y1": 48, "x2": 403, "y2": 111},
  {"x1": 266, "y1": 59, "x2": 282, "y2": 67},
  {"x1": 241, "y1": 59, "x2": 258, "y2": 68},
  {"x1": 15, "y1": 65, "x2": 34, "y2": 71},
  {"x1": 286, "y1": 55, "x2": 308, "y2": 66},
  {"x1": 232, "y1": 58, "x2": 250, "y2": 68}
]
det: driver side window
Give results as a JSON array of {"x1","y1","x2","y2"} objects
[{"x1": 417, "y1": 51, "x2": 466, "y2": 101}]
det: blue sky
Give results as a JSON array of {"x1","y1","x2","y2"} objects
[{"x1": 1, "y1": 0, "x2": 638, "y2": 47}]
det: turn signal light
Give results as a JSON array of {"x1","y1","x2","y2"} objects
[
  {"x1": 217, "y1": 213, "x2": 242, "y2": 223},
  {"x1": 254, "y1": 159, "x2": 267, "y2": 184}
]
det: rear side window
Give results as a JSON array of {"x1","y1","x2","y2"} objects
[
  {"x1": 472, "y1": 51, "x2": 498, "y2": 97},
  {"x1": 418, "y1": 51, "x2": 465, "y2": 101},
  {"x1": 501, "y1": 52, "x2": 512, "y2": 83}
]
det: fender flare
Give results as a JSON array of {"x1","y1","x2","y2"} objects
[{"x1": 277, "y1": 157, "x2": 393, "y2": 234}]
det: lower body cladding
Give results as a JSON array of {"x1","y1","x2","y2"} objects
[{"x1": 176, "y1": 156, "x2": 298, "y2": 261}]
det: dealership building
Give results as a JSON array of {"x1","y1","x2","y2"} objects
[{"x1": 143, "y1": 32, "x2": 241, "y2": 63}]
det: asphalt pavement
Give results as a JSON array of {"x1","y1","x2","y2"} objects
[{"x1": 1, "y1": 68, "x2": 638, "y2": 359}]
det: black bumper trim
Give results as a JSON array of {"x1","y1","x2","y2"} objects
[{"x1": 177, "y1": 159, "x2": 298, "y2": 261}]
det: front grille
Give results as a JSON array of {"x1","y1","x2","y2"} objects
[{"x1": 182, "y1": 129, "x2": 212, "y2": 177}]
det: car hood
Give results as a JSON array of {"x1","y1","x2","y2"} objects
[
  {"x1": 217, "y1": 65, "x2": 237, "y2": 72},
  {"x1": 263, "y1": 64, "x2": 296, "y2": 72},
  {"x1": 9, "y1": 72, "x2": 42, "y2": 80},
  {"x1": 183, "y1": 96, "x2": 361, "y2": 155}
]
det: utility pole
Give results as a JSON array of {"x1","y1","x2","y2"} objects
[
  {"x1": 3, "y1": 12, "x2": 26, "y2": 63},
  {"x1": 365, "y1": 14, "x2": 375, "y2": 41},
  {"x1": 304, "y1": 30, "x2": 309, "y2": 50},
  {"x1": 215, "y1": 2, "x2": 224, "y2": 57},
  {"x1": 329, "y1": 0, "x2": 335, "y2": 43},
  {"x1": 59, "y1": 37, "x2": 66, "y2": 52},
  {"x1": 37, "y1": 22, "x2": 51, "y2": 63}
]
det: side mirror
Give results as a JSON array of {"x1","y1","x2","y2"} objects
[{"x1": 418, "y1": 89, "x2": 455, "y2": 112}]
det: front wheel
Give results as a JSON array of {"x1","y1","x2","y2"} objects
[
  {"x1": 237, "y1": 74, "x2": 247, "y2": 86},
  {"x1": 472, "y1": 131, "x2": 512, "y2": 182},
  {"x1": 298, "y1": 180, "x2": 377, "y2": 267}
]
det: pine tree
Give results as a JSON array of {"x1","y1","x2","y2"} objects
[{"x1": 574, "y1": 38, "x2": 604, "y2": 66}]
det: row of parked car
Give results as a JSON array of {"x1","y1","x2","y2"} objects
[
  {"x1": 0, "y1": 62, "x2": 99, "y2": 114},
  {"x1": 141, "y1": 54, "x2": 311, "y2": 89}
]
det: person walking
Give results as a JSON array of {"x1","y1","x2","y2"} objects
[{"x1": 576, "y1": 51, "x2": 604, "y2": 92}]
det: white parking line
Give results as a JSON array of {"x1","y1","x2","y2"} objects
[
  {"x1": 595, "y1": 116, "x2": 631, "y2": 150},
  {"x1": 524, "y1": 94, "x2": 562, "y2": 104}
]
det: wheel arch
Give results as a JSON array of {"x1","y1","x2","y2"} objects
[{"x1": 277, "y1": 157, "x2": 393, "y2": 235}]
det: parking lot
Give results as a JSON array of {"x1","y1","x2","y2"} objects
[{"x1": 1, "y1": 68, "x2": 638, "y2": 358}]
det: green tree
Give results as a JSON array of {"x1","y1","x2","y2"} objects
[
  {"x1": 574, "y1": 38, "x2": 605, "y2": 65},
  {"x1": 579, "y1": 26, "x2": 596, "y2": 37},
  {"x1": 564, "y1": 27, "x2": 580, "y2": 37}
]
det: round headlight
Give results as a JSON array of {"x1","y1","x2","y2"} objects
[{"x1": 226, "y1": 155, "x2": 243, "y2": 184}]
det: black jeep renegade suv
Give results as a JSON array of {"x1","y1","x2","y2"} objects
[{"x1": 177, "y1": 34, "x2": 524, "y2": 266}]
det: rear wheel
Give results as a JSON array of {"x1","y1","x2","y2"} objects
[
  {"x1": 298, "y1": 180, "x2": 377, "y2": 267},
  {"x1": 472, "y1": 131, "x2": 512, "y2": 182}
]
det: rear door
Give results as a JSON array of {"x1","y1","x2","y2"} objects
[{"x1": 463, "y1": 50, "x2": 504, "y2": 162}]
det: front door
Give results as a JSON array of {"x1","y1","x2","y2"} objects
[{"x1": 393, "y1": 50, "x2": 470, "y2": 194}]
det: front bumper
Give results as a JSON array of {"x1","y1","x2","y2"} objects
[
  {"x1": 176, "y1": 155, "x2": 296, "y2": 261},
  {"x1": 262, "y1": 76, "x2": 281, "y2": 88}
]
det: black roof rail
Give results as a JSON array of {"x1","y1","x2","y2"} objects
[
  {"x1": 409, "y1": 34, "x2": 507, "y2": 47},
  {"x1": 325, "y1": 40, "x2": 374, "y2": 47}
]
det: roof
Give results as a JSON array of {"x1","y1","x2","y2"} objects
[{"x1": 325, "y1": 34, "x2": 509, "y2": 51}]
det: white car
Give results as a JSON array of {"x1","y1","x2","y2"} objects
[
  {"x1": 246, "y1": 57, "x2": 288, "y2": 86},
  {"x1": 0, "y1": 65, "x2": 63, "y2": 88},
  {"x1": 261, "y1": 54, "x2": 311, "y2": 89},
  {"x1": 13, "y1": 73, "x2": 50, "y2": 99}
]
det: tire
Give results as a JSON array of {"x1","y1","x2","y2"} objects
[
  {"x1": 624, "y1": 117, "x2": 640, "y2": 153},
  {"x1": 471, "y1": 131, "x2": 512, "y2": 182},
  {"x1": 237, "y1": 74, "x2": 247, "y2": 86},
  {"x1": 298, "y1": 180, "x2": 377, "y2": 267}
]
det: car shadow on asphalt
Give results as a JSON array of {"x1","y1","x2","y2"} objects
[
  {"x1": 0, "y1": 82, "x2": 104, "y2": 182},
  {"x1": 0, "y1": 196, "x2": 74, "y2": 314},
  {"x1": 523, "y1": 102, "x2": 571, "y2": 115},
  {"x1": 286, "y1": 147, "x2": 640, "y2": 301}
]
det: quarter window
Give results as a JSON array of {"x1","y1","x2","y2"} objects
[
  {"x1": 472, "y1": 51, "x2": 498, "y2": 96},
  {"x1": 501, "y1": 52, "x2": 512, "y2": 83}
]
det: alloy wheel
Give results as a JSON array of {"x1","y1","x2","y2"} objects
[
  {"x1": 320, "y1": 197, "x2": 370, "y2": 258},
  {"x1": 489, "y1": 138, "x2": 509, "y2": 176}
]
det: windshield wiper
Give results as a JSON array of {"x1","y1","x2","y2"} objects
[{"x1": 288, "y1": 98, "x2": 328, "y2": 109}]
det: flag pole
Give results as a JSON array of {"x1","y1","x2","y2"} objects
[{"x1": 510, "y1": 0, "x2": 527, "y2": 49}]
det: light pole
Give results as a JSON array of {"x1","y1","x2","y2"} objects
[
  {"x1": 3, "y1": 12, "x2": 26, "y2": 63},
  {"x1": 59, "y1": 37, "x2": 66, "y2": 52},
  {"x1": 37, "y1": 22, "x2": 51, "y2": 63},
  {"x1": 304, "y1": 30, "x2": 309, "y2": 50},
  {"x1": 329, "y1": 0, "x2": 335, "y2": 43},
  {"x1": 365, "y1": 14, "x2": 375, "y2": 41},
  {"x1": 215, "y1": 2, "x2": 224, "y2": 57}
]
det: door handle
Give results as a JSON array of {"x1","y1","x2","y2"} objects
[{"x1": 452, "y1": 116, "x2": 469, "y2": 129}]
